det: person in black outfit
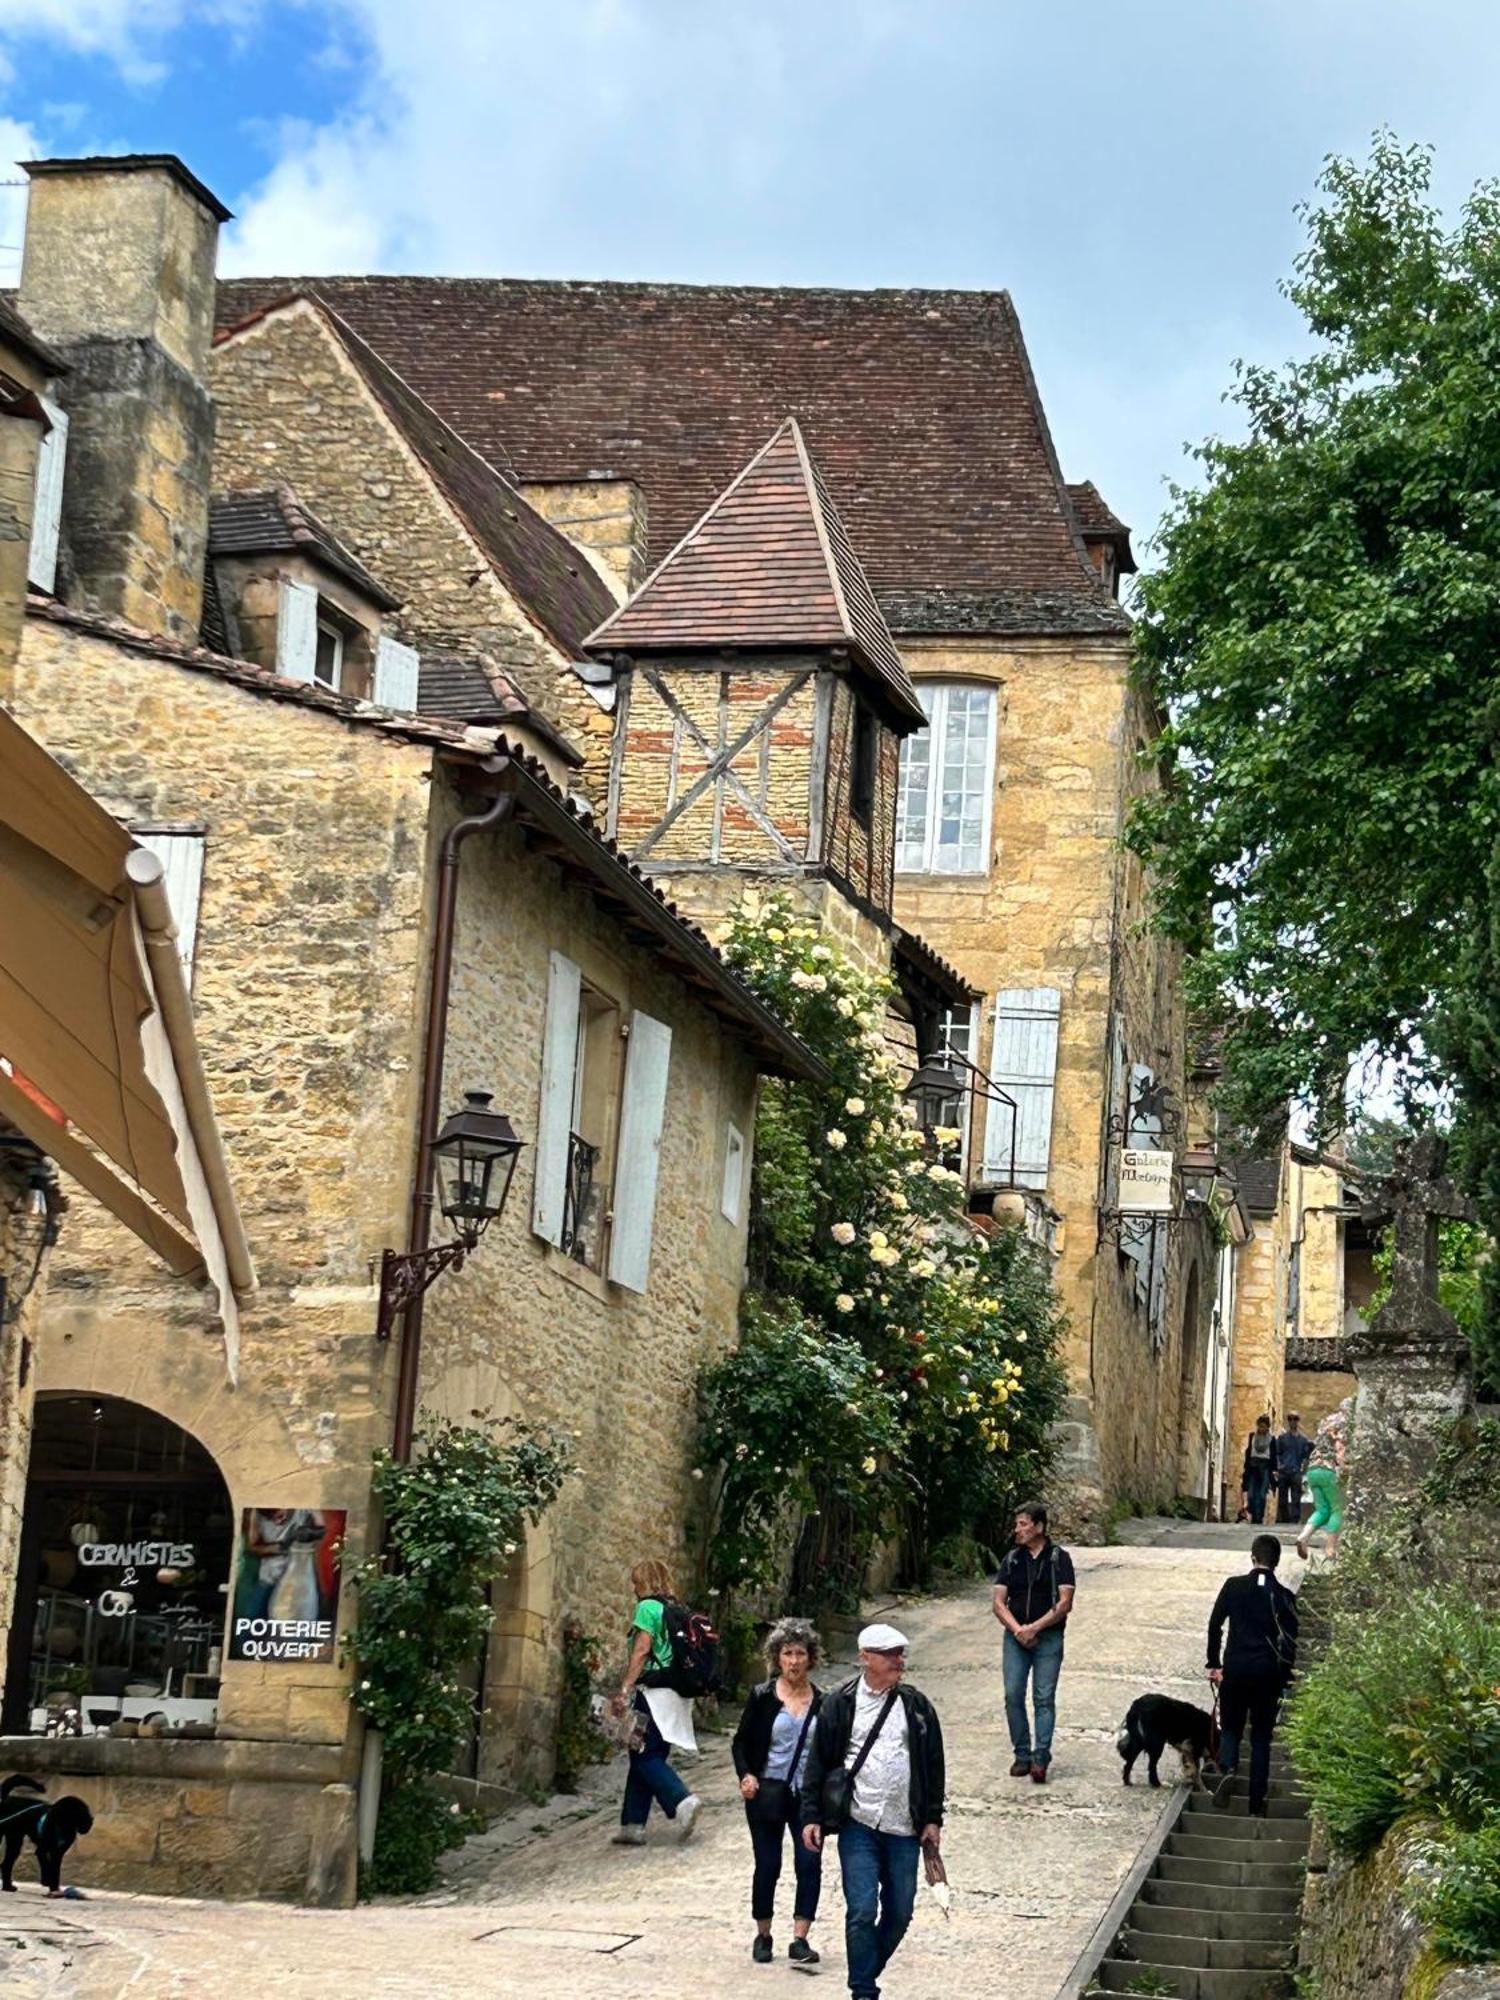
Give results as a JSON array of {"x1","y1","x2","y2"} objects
[
  {"x1": 1206, "y1": 1534, "x2": 1299, "y2": 1815},
  {"x1": 732, "y1": 1617, "x2": 824, "y2": 1969},
  {"x1": 1239, "y1": 1415, "x2": 1280, "y2": 1524}
]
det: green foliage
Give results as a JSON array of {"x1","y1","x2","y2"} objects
[
  {"x1": 364, "y1": 1784, "x2": 480, "y2": 1897},
  {"x1": 1416, "y1": 1818, "x2": 1500, "y2": 1963},
  {"x1": 554, "y1": 1624, "x2": 610, "y2": 1794},
  {"x1": 1424, "y1": 1417, "x2": 1500, "y2": 1511}
]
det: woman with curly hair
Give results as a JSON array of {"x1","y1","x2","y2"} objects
[{"x1": 731, "y1": 1616, "x2": 825, "y2": 1969}]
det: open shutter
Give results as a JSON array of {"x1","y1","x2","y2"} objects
[
  {"x1": 983, "y1": 987, "x2": 1060, "y2": 1187},
  {"x1": 607, "y1": 1010, "x2": 672, "y2": 1292},
  {"x1": 275, "y1": 577, "x2": 319, "y2": 682},
  {"x1": 721, "y1": 1122, "x2": 747, "y2": 1223},
  {"x1": 532, "y1": 951, "x2": 582, "y2": 1247},
  {"x1": 134, "y1": 831, "x2": 206, "y2": 978},
  {"x1": 27, "y1": 395, "x2": 68, "y2": 592},
  {"x1": 374, "y1": 635, "x2": 421, "y2": 712}
]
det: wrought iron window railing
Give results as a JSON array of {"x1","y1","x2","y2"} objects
[{"x1": 560, "y1": 1131, "x2": 603, "y2": 1265}]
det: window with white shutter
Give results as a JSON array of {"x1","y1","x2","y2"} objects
[
  {"x1": 373, "y1": 635, "x2": 421, "y2": 712},
  {"x1": 721, "y1": 1122, "x2": 747, "y2": 1223},
  {"x1": 133, "y1": 830, "x2": 206, "y2": 979},
  {"x1": 895, "y1": 682, "x2": 997, "y2": 874},
  {"x1": 532, "y1": 951, "x2": 582, "y2": 1248},
  {"x1": 275, "y1": 577, "x2": 319, "y2": 682},
  {"x1": 983, "y1": 988, "x2": 1061, "y2": 1187},
  {"x1": 27, "y1": 395, "x2": 67, "y2": 593},
  {"x1": 607, "y1": 1011, "x2": 672, "y2": 1293}
]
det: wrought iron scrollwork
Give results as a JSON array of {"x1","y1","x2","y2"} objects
[
  {"x1": 561, "y1": 1131, "x2": 601, "y2": 1264},
  {"x1": 376, "y1": 1238, "x2": 470, "y2": 1341}
]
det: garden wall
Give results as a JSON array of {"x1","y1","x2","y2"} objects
[{"x1": 1302, "y1": 1820, "x2": 1500, "y2": 2000}]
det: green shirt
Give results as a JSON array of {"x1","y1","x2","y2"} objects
[{"x1": 631, "y1": 1597, "x2": 674, "y2": 1674}]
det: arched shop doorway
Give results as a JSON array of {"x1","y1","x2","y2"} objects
[{"x1": 1, "y1": 1394, "x2": 234, "y2": 1735}]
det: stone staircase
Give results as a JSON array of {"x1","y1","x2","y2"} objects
[{"x1": 1086, "y1": 1747, "x2": 1309, "y2": 1999}]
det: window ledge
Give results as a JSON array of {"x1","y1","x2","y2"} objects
[{"x1": 544, "y1": 1242, "x2": 620, "y2": 1305}]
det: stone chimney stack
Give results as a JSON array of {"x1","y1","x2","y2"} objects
[{"x1": 15, "y1": 154, "x2": 230, "y2": 643}]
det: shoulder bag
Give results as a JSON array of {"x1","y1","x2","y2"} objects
[{"x1": 820, "y1": 1687, "x2": 899, "y2": 1830}]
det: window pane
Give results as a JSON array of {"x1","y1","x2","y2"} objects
[
  {"x1": 898, "y1": 684, "x2": 992, "y2": 872},
  {"x1": 895, "y1": 685, "x2": 935, "y2": 869}
]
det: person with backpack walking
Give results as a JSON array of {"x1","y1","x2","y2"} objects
[
  {"x1": 608, "y1": 1558, "x2": 705, "y2": 1845},
  {"x1": 732, "y1": 1617, "x2": 825, "y2": 1970},
  {"x1": 993, "y1": 1501, "x2": 1076, "y2": 1782},
  {"x1": 1296, "y1": 1397, "x2": 1351, "y2": 1563},
  {"x1": 1206, "y1": 1533, "x2": 1299, "y2": 1817},
  {"x1": 801, "y1": 1623, "x2": 945, "y2": 2000}
]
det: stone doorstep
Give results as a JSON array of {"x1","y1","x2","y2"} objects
[
  {"x1": 1130, "y1": 1905, "x2": 1297, "y2": 1944},
  {"x1": 1154, "y1": 1855, "x2": 1307, "y2": 1890},
  {"x1": 1092, "y1": 1966, "x2": 1294, "y2": 1999},
  {"x1": 1118, "y1": 1926, "x2": 1296, "y2": 1972},
  {"x1": 1139, "y1": 1879, "x2": 1303, "y2": 1917}
]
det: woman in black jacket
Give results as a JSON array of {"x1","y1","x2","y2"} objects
[{"x1": 731, "y1": 1617, "x2": 824, "y2": 1968}]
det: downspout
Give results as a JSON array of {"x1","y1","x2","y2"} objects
[{"x1": 391, "y1": 762, "x2": 513, "y2": 1463}]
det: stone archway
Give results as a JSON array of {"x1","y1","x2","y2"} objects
[{"x1": 1175, "y1": 1262, "x2": 1210, "y2": 1511}]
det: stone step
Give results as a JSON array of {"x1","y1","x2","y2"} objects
[
  {"x1": 1118, "y1": 1927, "x2": 1297, "y2": 1973},
  {"x1": 1093, "y1": 1961, "x2": 1295, "y2": 1999},
  {"x1": 1153, "y1": 1854, "x2": 1306, "y2": 1892},
  {"x1": 1140, "y1": 1877, "x2": 1302, "y2": 1918},
  {"x1": 1184, "y1": 1792, "x2": 1309, "y2": 1823},
  {"x1": 1131, "y1": 1903, "x2": 1298, "y2": 1944},
  {"x1": 1167, "y1": 1829, "x2": 1309, "y2": 1866}
]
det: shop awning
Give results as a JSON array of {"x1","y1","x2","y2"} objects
[{"x1": 0, "y1": 708, "x2": 254, "y2": 1371}]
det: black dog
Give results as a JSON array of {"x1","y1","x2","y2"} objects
[
  {"x1": 1116, "y1": 1695, "x2": 1216, "y2": 1789},
  {"x1": 0, "y1": 1775, "x2": 93, "y2": 1896}
]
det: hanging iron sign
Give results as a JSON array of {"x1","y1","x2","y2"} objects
[
  {"x1": 1117, "y1": 1147, "x2": 1174, "y2": 1214},
  {"x1": 229, "y1": 1508, "x2": 346, "y2": 1663}
]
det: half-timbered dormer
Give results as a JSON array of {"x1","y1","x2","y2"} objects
[{"x1": 585, "y1": 418, "x2": 927, "y2": 964}]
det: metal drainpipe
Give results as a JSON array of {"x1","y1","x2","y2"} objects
[{"x1": 391, "y1": 764, "x2": 513, "y2": 1463}]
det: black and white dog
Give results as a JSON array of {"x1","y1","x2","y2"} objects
[
  {"x1": 0, "y1": 1775, "x2": 93, "y2": 1897},
  {"x1": 1116, "y1": 1695, "x2": 1216, "y2": 1789}
]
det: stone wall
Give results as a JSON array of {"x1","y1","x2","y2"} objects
[
  {"x1": 520, "y1": 478, "x2": 645, "y2": 598},
  {"x1": 1228, "y1": 1205, "x2": 1291, "y2": 1471},
  {"x1": 0, "y1": 1153, "x2": 53, "y2": 1683},
  {"x1": 1284, "y1": 1366, "x2": 1358, "y2": 1433},
  {"x1": 1302, "y1": 1819, "x2": 1500, "y2": 2000}
]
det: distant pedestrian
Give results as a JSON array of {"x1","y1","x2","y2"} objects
[
  {"x1": 1239, "y1": 1415, "x2": 1279, "y2": 1525},
  {"x1": 1296, "y1": 1397, "x2": 1352, "y2": 1563},
  {"x1": 802, "y1": 1623, "x2": 945, "y2": 2000},
  {"x1": 1206, "y1": 1534, "x2": 1299, "y2": 1817},
  {"x1": 993, "y1": 1500, "x2": 1075, "y2": 1783},
  {"x1": 608, "y1": 1558, "x2": 702, "y2": 1845},
  {"x1": 1274, "y1": 1412, "x2": 1313, "y2": 1525},
  {"x1": 732, "y1": 1617, "x2": 824, "y2": 1970}
]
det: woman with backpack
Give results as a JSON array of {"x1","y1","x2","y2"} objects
[
  {"x1": 608, "y1": 1558, "x2": 703, "y2": 1845},
  {"x1": 732, "y1": 1617, "x2": 825, "y2": 1969},
  {"x1": 1296, "y1": 1397, "x2": 1352, "y2": 1564}
]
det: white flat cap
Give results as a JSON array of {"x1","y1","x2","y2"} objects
[{"x1": 858, "y1": 1622, "x2": 909, "y2": 1652}]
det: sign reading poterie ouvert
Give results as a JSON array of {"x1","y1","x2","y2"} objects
[
  {"x1": 1118, "y1": 1148, "x2": 1174, "y2": 1215},
  {"x1": 228, "y1": 1508, "x2": 346, "y2": 1664}
]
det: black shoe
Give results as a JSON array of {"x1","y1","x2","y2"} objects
[
  {"x1": 1248, "y1": 1802, "x2": 1269, "y2": 1818},
  {"x1": 789, "y1": 1939, "x2": 820, "y2": 1970},
  {"x1": 752, "y1": 1935, "x2": 773, "y2": 1964}
]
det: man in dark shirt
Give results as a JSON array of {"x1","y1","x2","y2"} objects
[
  {"x1": 1275, "y1": 1411, "x2": 1313, "y2": 1525},
  {"x1": 1206, "y1": 1534, "x2": 1299, "y2": 1815},
  {"x1": 992, "y1": 1501, "x2": 1075, "y2": 1784}
]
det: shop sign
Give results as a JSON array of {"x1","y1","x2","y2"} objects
[
  {"x1": 1118, "y1": 1147, "x2": 1174, "y2": 1214},
  {"x1": 229, "y1": 1508, "x2": 346, "y2": 1664}
]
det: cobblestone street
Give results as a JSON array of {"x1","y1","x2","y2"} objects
[{"x1": 4, "y1": 1529, "x2": 1278, "y2": 2000}]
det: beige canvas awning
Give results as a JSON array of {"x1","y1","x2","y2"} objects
[{"x1": 0, "y1": 707, "x2": 254, "y2": 1372}]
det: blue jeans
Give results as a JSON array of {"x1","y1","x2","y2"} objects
[
  {"x1": 838, "y1": 1819, "x2": 919, "y2": 1999},
  {"x1": 1003, "y1": 1626, "x2": 1064, "y2": 1767},
  {"x1": 620, "y1": 1697, "x2": 690, "y2": 1826},
  {"x1": 1245, "y1": 1464, "x2": 1272, "y2": 1523}
]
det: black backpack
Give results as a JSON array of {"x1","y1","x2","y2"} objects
[{"x1": 643, "y1": 1597, "x2": 722, "y2": 1697}]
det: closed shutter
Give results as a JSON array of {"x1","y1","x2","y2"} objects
[
  {"x1": 532, "y1": 951, "x2": 582, "y2": 1247},
  {"x1": 373, "y1": 635, "x2": 421, "y2": 712},
  {"x1": 721, "y1": 1122, "x2": 747, "y2": 1223},
  {"x1": 607, "y1": 1010, "x2": 672, "y2": 1292},
  {"x1": 275, "y1": 577, "x2": 319, "y2": 682},
  {"x1": 1122, "y1": 1060, "x2": 1162, "y2": 1314},
  {"x1": 983, "y1": 987, "x2": 1061, "y2": 1187},
  {"x1": 134, "y1": 831, "x2": 206, "y2": 978},
  {"x1": 27, "y1": 395, "x2": 68, "y2": 593}
]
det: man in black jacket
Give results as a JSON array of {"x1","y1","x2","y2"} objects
[
  {"x1": 801, "y1": 1623, "x2": 944, "y2": 1999},
  {"x1": 1206, "y1": 1534, "x2": 1299, "y2": 1816}
]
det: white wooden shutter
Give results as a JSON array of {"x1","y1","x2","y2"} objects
[
  {"x1": 27, "y1": 395, "x2": 67, "y2": 592},
  {"x1": 275, "y1": 577, "x2": 319, "y2": 682},
  {"x1": 721, "y1": 1122, "x2": 746, "y2": 1223},
  {"x1": 1122, "y1": 1060, "x2": 1162, "y2": 1310},
  {"x1": 532, "y1": 951, "x2": 582, "y2": 1247},
  {"x1": 983, "y1": 987, "x2": 1060, "y2": 1187},
  {"x1": 608, "y1": 1010, "x2": 672, "y2": 1292},
  {"x1": 374, "y1": 635, "x2": 421, "y2": 711},
  {"x1": 134, "y1": 831, "x2": 206, "y2": 977}
]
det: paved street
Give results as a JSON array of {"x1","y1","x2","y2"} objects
[{"x1": 3, "y1": 1527, "x2": 1285, "y2": 1999}]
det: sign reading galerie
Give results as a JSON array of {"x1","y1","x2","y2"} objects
[
  {"x1": 1118, "y1": 1148, "x2": 1174, "y2": 1214},
  {"x1": 229, "y1": 1508, "x2": 346, "y2": 1664}
]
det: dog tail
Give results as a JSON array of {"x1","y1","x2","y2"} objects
[
  {"x1": 1115, "y1": 1722, "x2": 1135, "y2": 1756},
  {"x1": 0, "y1": 1775, "x2": 46, "y2": 1800}
]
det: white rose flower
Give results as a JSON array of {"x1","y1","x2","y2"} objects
[
  {"x1": 831, "y1": 1221, "x2": 857, "y2": 1244},
  {"x1": 767, "y1": 926, "x2": 786, "y2": 942},
  {"x1": 808, "y1": 973, "x2": 828, "y2": 992},
  {"x1": 844, "y1": 1097, "x2": 866, "y2": 1117},
  {"x1": 811, "y1": 944, "x2": 832, "y2": 961},
  {"x1": 827, "y1": 1129, "x2": 848, "y2": 1150},
  {"x1": 837, "y1": 996, "x2": 855, "y2": 1017},
  {"x1": 911, "y1": 1258, "x2": 936, "y2": 1279},
  {"x1": 835, "y1": 1293, "x2": 856, "y2": 1314}
]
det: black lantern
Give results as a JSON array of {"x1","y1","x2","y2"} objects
[
  {"x1": 432, "y1": 1090, "x2": 523, "y2": 1247},
  {"x1": 1179, "y1": 1146, "x2": 1218, "y2": 1208},
  {"x1": 905, "y1": 1057, "x2": 966, "y2": 1158}
]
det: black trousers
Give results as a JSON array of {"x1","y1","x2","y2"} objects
[
  {"x1": 746, "y1": 1788, "x2": 822, "y2": 1924},
  {"x1": 1218, "y1": 1671, "x2": 1282, "y2": 1812},
  {"x1": 1275, "y1": 1475, "x2": 1304, "y2": 1524}
]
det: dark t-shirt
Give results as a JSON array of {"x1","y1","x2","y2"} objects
[{"x1": 994, "y1": 1539, "x2": 1076, "y2": 1624}]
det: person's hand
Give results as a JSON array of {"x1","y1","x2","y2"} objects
[
  {"x1": 740, "y1": 1775, "x2": 759, "y2": 1800},
  {"x1": 1206, "y1": 1668, "x2": 1223, "y2": 1686},
  {"x1": 920, "y1": 1824, "x2": 941, "y2": 1852},
  {"x1": 608, "y1": 1690, "x2": 628, "y2": 1718},
  {"x1": 1016, "y1": 1624, "x2": 1038, "y2": 1649},
  {"x1": 804, "y1": 1824, "x2": 824, "y2": 1853}
]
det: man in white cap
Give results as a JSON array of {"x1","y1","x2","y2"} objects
[{"x1": 800, "y1": 1622, "x2": 945, "y2": 1998}]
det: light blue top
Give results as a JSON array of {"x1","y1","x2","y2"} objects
[{"x1": 764, "y1": 1700, "x2": 814, "y2": 1786}]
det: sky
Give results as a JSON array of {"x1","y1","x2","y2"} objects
[{"x1": 1, "y1": 0, "x2": 1499, "y2": 557}]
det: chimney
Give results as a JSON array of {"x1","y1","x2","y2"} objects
[{"x1": 15, "y1": 154, "x2": 230, "y2": 643}]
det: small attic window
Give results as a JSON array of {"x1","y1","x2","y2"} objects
[{"x1": 315, "y1": 618, "x2": 344, "y2": 691}]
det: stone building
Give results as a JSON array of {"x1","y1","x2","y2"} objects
[
  {"x1": 1, "y1": 155, "x2": 819, "y2": 1901},
  {"x1": 214, "y1": 270, "x2": 1210, "y2": 1511}
]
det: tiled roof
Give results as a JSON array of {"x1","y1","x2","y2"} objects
[
  {"x1": 0, "y1": 293, "x2": 65, "y2": 375},
  {"x1": 1066, "y1": 480, "x2": 1138, "y2": 576},
  {"x1": 209, "y1": 486, "x2": 401, "y2": 610},
  {"x1": 1227, "y1": 1153, "x2": 1282, "y2": 1216},
  {"x1": 416, "y1": 652, "x2": 583, "y2": 767},
  {"x1": 890, "y1": 924, "x2": 980, "y2": 1005},
  {"x1": 878, "y1": 587, "x2": 1130, "y2": 637},
  {"x1": 586, "y1": 418, "x2": 923, "y2": 727},
  {"x1": 214, "y1": 277, "x2": 1130, "y2": 640}
]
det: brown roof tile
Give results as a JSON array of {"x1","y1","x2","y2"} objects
[
  {"x1": 587, "y1": 418, "x2": 923, "y2": 726},
  {"x1": 209, "y1": 485, "x2": 402, "y2": 609},
  {"x1": 214, "y1": 278, "x2": 1129, "y2": 639},
  {"x1": 1066, "y1": 479, "x2": 1138, "y2": 575}
]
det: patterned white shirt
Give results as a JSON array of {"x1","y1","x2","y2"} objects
[{"x1": 847, "y1": 1677, "x2": 913, "y2": 1835}]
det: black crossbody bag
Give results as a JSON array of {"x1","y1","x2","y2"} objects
[
  {"x1": 748, "y1": 1701, "x2": 818, "y2": 1824},
  {"x1": 820, "y1": 1688, "x2": 899, "y2": 1830}
]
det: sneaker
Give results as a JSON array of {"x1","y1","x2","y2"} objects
[
  {"x1": 1009, "y1": 1757, "x2": 1032, "y2": 1777},
  {"x1": 789, "y1": 1939, "x2": 821, "y2": 1970},
  {"x1": 610, "y1": 1825, "x2": 646, "y2": 1845},
  {"x1": 752, "y1": 1935, "x2": 773, "y2": 1964},
  {"x1": 675, "y1": 1795, "x2": 703, "y2": 1842},
  {"x1": 1212, "y1": 1767, "x2": 1237, "y2": 1809},
  {"x1": 1030, "y1": 1763, "x2": 1047, "y2": 1784}
]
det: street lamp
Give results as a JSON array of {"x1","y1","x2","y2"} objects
[
  {"x1": 904, "y1": 1056, "x2": 966, "y2": 1166},
  {"x1": 376, "y1": 1090, "x2": 524, "y2": 1340}
]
